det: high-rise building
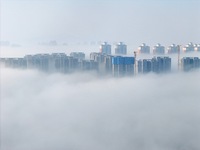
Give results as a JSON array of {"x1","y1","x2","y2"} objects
[
  {"x1": 70, "y1": 52, "x2": 85, "y2": 61},
  {"x1": 138, "y1": 43, "x2": 150, "y2": 54},
  {"x1": 40, "y1": 54, "x2": 50, "y2": 71},
  {"x1": 104, "y1": 55, "x2": 113, "y2": 74},
  {"x1": 194, "y1": 57, "x2": 200, "y2": 68},
  {"x1": 138, "y1": 57, "x2": 171, "y2": 73},
  {"x1": 115, "y1": 42, "x2": 127, "y2": 55},
  {"x1": 137, "y1": 60, "x2": 143, "y2": 73},
  {"x1": 100, "y1": 42, "x2": 111, "y2": 55},
  {"x1": 143, "y1": 59, "x2": 152, "y2": 73},
  {"x1": 49, "y1": 53, "x2": 68, "y2": 73},
  {"x1": 0, "y1": 58, "x2": 6, "y2": 67},
  {"x1": 90, "y1": 52, "x2": 105, "y2": 63},
  {"x1": 152, "y1": 57, "x2": 171, "y2": 73},
  {"x1": 183, "y1": 42, "x2": 195, "y2": 52},
  {"x1": 24, "y1": 54, "x2": 50, "y2": 71},
  {"x1": 167, "y1": 44, "x2": 179, "y2": 54},
  {"x1": 24, "y1": 55, "x2": 34, "y2": 69},
  {"x1": 112, "y1": 56, "x2": 134, "y2": 77},
  {"x1": 90, "y1": 60, "x2": 99, "y2": 71},
  {"x1": 80, "y1": 60, "x2": 98, "y2": 71},
  {"x1": 68, "y1": 56, "x2": 79, "y2": 72},
  {"x1": 90, "y1": 52, "x2": 113, "y2": 74},
  {"x1": 181, "y1": 57, "x2": 200, "y2": 71},
  {"x1": 4, "y1": 58, "x2": 27, "y2": 69},
  {"x1": 153, "y1": 43, "x2": 165, "y2": 55}
]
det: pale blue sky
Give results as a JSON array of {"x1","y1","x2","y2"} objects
[{"x1": 1, "y1": 0, "x2": 200, "y2": 47}]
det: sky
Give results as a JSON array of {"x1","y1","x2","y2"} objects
[{"x1": 0, "y1": 0, "x2": 200, "y2": 57}]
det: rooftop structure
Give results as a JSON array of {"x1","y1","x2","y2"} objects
[
  {"x1": 70, "y1": 52, "x2": 85, "y2": 61},
  {"x1": 3, "y1": 58, "x2": 27, "y2": 69},
  {"x1": 153, "y1": 43, "x2": 165, "y2": 55},
  {"x1": 183, "y1": 42, "x2": 195, "y2": 52},
  {"x1": 115, "y1": 42, "x2": 127, "y2": 55},
  {"x1": 138, "y1": 43, "x2": 150, "y2": 54},
  {"x1": 100, "y1": 42, "x2": 111, "y2": 55},
  {"x1": 167, "y1": 44, "x2": 179, "y2": 54}
]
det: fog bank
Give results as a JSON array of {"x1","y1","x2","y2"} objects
[{"x1": 1, "y1": 68, "x2": 200, "y2": 150}]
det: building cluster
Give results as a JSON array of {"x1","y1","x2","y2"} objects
[
  {"x1": 1, "y1": 42, "x2": 200, "y2": 76},
  {"x1": 112, "y1": 56, "x2": 134, "y2": 77},
  {"x1": 181, "y1": 57, "x2": 200, "y2": 71},
  {"x1": 1, "y1": 53, "x2": 174, "y2": 76},
  {"x1": 138, "y1": 43, "x2": 150, "y2": 54},
  {"x1": 153, "y1": 43, "x2": 165, "y2": 55},
  {"x1": 98, "y1": 42, "x2": 200, "y2": 55},
  {"x1": 138, "y1": 42, "x2": 200, "y2": 54},
  {"x1": 2, "y1": 52, "x2": 99, "y2": 73},
  {"x1": 182, "y1": 42, "x2": 200, "y2": 52},
  {"x1": 100, "y1": 42, "x2": 127, "y2": 55},
  {"x1": 167, "y1": 44, "x2": 179, "y2": 54},
  {"x1": 70, "y1": 52, "x2": 85, "y2": 61},
  {"x1": 138, "y1": 57, "x2": 171, "y2": 74},
  {"x1": 115, "y1": 42, "x2": 127, "y2": 55}
]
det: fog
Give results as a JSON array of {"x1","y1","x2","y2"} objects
[
  {"x1": 1, "y1": 0, "x2": 199, "y2": 148},
  {"x1": 1, "y1": 68, "x2": 200, "y2": 150}
]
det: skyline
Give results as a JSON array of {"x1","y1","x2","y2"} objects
[
  {"x1": 1, "y1": 1, "x2": 200, "y2": 149},
  {"x1": 1, "y1": 49, "x2": 200, "y2": 75}
]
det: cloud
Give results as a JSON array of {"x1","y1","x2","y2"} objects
[{"x1": 1, "y1": 68, "x2": 200, "y2": 150}]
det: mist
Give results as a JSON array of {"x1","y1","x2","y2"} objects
[
  {"x1": 1, "y1": 0, "x2": 200, "y2": 54},
  {"x1": 1, "y1": 68, "x2": 200, "y2": 150},
  {"x1": 1, "y1": 0, "x2": 200, "y2": 148}
]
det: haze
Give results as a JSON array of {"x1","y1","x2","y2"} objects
[
  {"x1": 1, "y1": 0, "x2": 200, "y2": 149},
  {"x1": 0, "y1": 0, "x2": 200, "y2": 57}
]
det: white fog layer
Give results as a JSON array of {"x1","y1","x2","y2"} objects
[{"x1": 1, "y1": 69, "x2": 200, "y2": 150}]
